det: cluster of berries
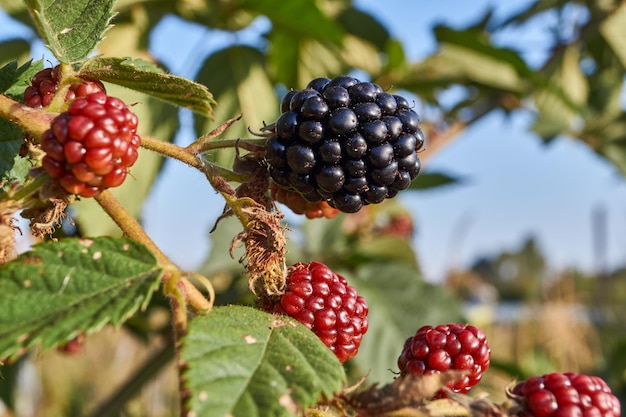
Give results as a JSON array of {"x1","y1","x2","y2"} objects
[
  {"x1": 265, "y1": 75, "x2": 424, "y2": 213},
  {"x1": 27, "y1": 66, "x2": 140, "y2": 197},
  {"x1": 29, "y1": 69, "x2": 619, "y2": 417}
]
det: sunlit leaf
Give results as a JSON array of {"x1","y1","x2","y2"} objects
[
  {"x1": 23, "y1": 0, "x2": 115, "y2": 63},
  {"x1": 0, "y1": 39, "x2": 31, "y2": 67},
  {"x1": 409, "y1": 172, "x2": 463, "y2": 191},
  {"x1": 194, "y1": 45, "x2": 277, "y2": 167},
  {"x1": 80, "y1": 57, "x2": 215, "y2": 117},
  {"x1": 0, "y1": 60, "x2": 44, "y2": 191},
  {"x1": 182, "y1": 305, "x2": 346, "y2": 417},
  {"x1": 336, "y1": 7, "x2": 389, "y2": 50},
  {"x1": 0, "y1": 237, "x2": 162, "y2": 359},
  {"x1": 243, "y1": 0, "x2": 343, "y2": 44}
]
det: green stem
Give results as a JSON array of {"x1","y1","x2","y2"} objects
[
  {"x1": 87, "y1": 340, "x2": 176, "y2": 417},
  {"x1": 140, "y1": 136, "x2": 205, "y2": 171},
  {"x1": 0, "y1": 94, "x2": 56, "y2": 141},
  {"x1": 1, "y1": 175, "x2": 48, "y2": 203},
  {"x1": 95, "y1": 190, "x2": 169, "y2": 266},
  {"x1": 195, "y1": 137, "x2": 267, "y2": 153},
  {"x1": 94, "y1": 190, "x2": 212, "y2": 313}
]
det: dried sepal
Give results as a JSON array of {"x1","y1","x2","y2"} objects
[
  {"x1": 230, "y1": 202, "x2": 287, "y2": 297},
  {"x1": 21, "y1": 173, "x2": 69, "y2": 238}
]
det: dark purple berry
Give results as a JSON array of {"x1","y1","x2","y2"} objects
[
  {"x1": 326, "y1": 75, "x2": 358, "y2": 90},
  {"x1": 344, "y1": 134, "x2": 368, "y2": 159},
  {"x1": 329, "y1": 108, "x2": 358, "y2": 135},
  {"x1": 376, "y1": 93, "x2": 398, "y2": 115},
  {"x1": 394, "y1": 133, "x2": 418, "y2": 158},
  {"x1": 391, "y1": 171, "x2": 412, "y2": 191},
  {"x1": 301, "y1": 96, "x2": 330, "y2": 119},
  {"x1": 281, "y1": 90, "x2": 300, "y2": 113},
  {"x1": 287, "y1": 144, "x2": 316, "y2": 175},
  {"x1": 265, "y1": 137, "x2": 287, "y2": 168},
  {"x1": 290, "y1": 89, "x2": 319, "y2": 112},
  {"x1": 397, "y1": 109, "x2": 420, "y2": 133},
  {"x1": 343, "y1": 159, "x2": 367, "y2": 177},
  {"x1": 394, "y1": 94, "x2": 411, "y2": 110},
  {"x1": 343, "y1": 176, "x2": 368, "y2": 194},
  {"x1": 332, "y1": 191, "x2": 363, "y2": 213},
  {"x1": 415, "y1": 128, "x2": 426, "y2": 151},
  {"x1": 323, "y1": 86, "x2": 350, "y2": 109},
  {"x1": 276, "y1": 111, "x2": 299, "y2": 139},
  {"x1": 298, "y1": 120, "x2": 324, "y2": 143},
  {"x1": 383, "y1": 116, "x2": 403, "y2": 140},
  {"x1": 353, "y1": 102, "x2": 382, "y2": 121},
  {"x1": 266, "y1": 75, "x2": 424, "y2": 214},
  {"x1": 368, "y1": 143, "x2": 394, "y2": 168},
  {"x1": 360, "y1": 120, "x2": 388, "y2": 144},
  {"x1": 315, "y1": 165, "x2": 345, "y2": 193},
  {"x1": 371, "y1": 161, "x2": 398, "y2": 186},
  {"x1": 349, "y1": 82, "x2": 379, "y2": 103},
  {"x1": 319, "y1": 139, "x2": 342, "y2": 164},
  {"x1": 288, "y1": 172, "x2": 316, "y2": 194},
  {"x1": 306, "y1": 77, "x2": 331, "y2": 92},
  {"x1": 364, "y1": 184, "x2": 388, "y2": 204}
]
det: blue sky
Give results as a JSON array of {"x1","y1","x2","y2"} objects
[{"x1": 2, "y1": 1, "x2": 626, "y2": 282}]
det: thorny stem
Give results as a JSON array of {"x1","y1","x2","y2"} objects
[
  {"x1": 0, "y1": 94, "x2": 56, "y2": 141},
  {"x1": 94, "y1": 190, "x2": 211, "y2": 314}
]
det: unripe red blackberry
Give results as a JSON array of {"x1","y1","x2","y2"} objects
[
  {"x1": 24, "y1": 65, "x2": 106, "y2": 108},
  {"x1": 512, "y1": 372, "x2": 620, "y2": 417},
  {"x1": 266, "y1": 76, "x2": 424, "y2": 214},
  {"x1": 41, "y1": 92, "x2": 140, "y2": 197},
  {"x1": 265, "y1": 262, "x2": 368, "y2": 362},
  {"x1": 269, "y1": 182, "x2": 339, "y2": 219},
  {"x1": 397, "y1": 323, "x2": 490, "y2": 396}
]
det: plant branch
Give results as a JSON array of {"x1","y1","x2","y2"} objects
[
  {"x1": 95, "y1": 190, "x2": 169, "y2": 265},
  {"x1": 88, "y1": 339, "x2": 176, "y2": 417},
  {"x1": 140, "y1": 136, "x2": 205, "y2": 171},
  {"x1": 0, "y1": 94, "x2": 56, "y2": 141},
  {"x1": 94, "y1": 190, "x2": 212, "y2": 313}
]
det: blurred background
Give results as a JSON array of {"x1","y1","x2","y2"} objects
[{"x1": 1, "y1": 0, "x2": 626, "y2": 416}]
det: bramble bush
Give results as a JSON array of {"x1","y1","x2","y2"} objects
[{"x1": 0, "y1": 1, "x2": 622, "y2": 417}]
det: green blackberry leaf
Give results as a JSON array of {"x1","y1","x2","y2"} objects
[
  {"x1": 0, "y1": 60, "x2": 44, "y2": 191},
  {"x1": 79, "y1": 56, "x2": 215, "y2": 117},
  {"x1": 194, "y1": 45, "x2": 277, "y2": 167},
  {"x1": 182, "y1": 305, "x2": 346, "y2": 417},
  {"x1": 0, "y1": 237, "x2": 162, "y2": 359},
  {"x1": 0, "y1": 39, "x2": 31, "y2": 67},
  {"x1": 242, "y1": 0, "x2": 343, "y2": 43},
  {"x1": 601, "y1": 4, "x2": 626, "y2": 69},
  {"x1": 408, "y1": 172, "x2": 463, "y2": 190},
  {"x1": 336, "y1": 7, "x2": 389, "y2": 50},
  {"x1": 23, "y1": 0, "x2": 115, "y2": 63},
  {"x1": 0, "y1": 59, "x2": 43, "y2": 101}
]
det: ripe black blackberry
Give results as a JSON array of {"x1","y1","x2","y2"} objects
[{"x1": 266, "y1": 76, "x2": 424, "y2": 213}]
